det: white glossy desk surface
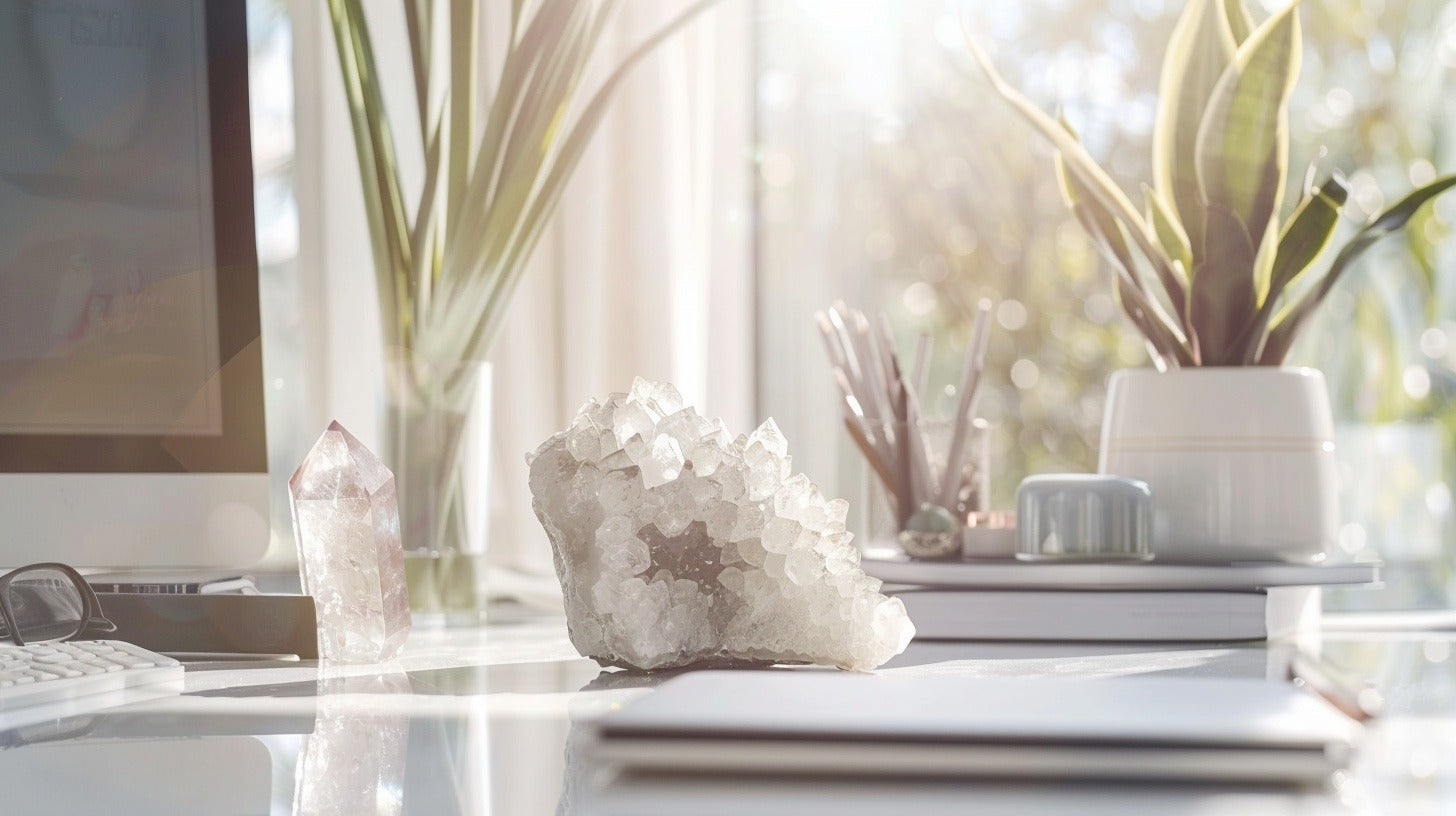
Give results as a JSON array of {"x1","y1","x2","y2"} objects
[{"x1": 0, "y1": 621, "x2": 1452, "y2": 815}]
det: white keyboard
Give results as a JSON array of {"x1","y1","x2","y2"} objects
[{"x1": 0, "y1": 640, "x2": 184, "y2": 715}]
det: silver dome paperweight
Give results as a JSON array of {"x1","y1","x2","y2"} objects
[{"x1": 1015, "y1": 474, "x2": 1153, "y2": 562}]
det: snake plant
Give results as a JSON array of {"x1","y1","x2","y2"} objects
[{"x1": 969, "y1": 0, "x2": 1456, "y2": 367}]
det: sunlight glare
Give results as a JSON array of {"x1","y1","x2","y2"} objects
[{"x1": 795, "y1": 0, "x2": 903, "y2": 107}]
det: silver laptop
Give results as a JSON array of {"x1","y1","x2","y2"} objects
[{"x1": 594, "y1": 671, "x2": 1360, "y2": 785}]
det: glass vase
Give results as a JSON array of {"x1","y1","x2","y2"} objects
[{"x1": 380, "y1": 354, "x2": 492, "y2": 626}]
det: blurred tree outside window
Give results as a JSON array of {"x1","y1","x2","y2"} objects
[{"x1": 756, "y1": 0, "x2": 1456, "y2": 610}]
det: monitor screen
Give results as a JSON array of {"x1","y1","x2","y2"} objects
[{"x1": 0, "y1": 0, "x2": 264, "y2": 473}]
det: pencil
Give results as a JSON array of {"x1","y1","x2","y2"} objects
[{"x1": 938, "y1": 300, "x2": 993, "y2": 507}]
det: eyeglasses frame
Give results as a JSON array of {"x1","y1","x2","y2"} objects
[{"x1": 0, "y1": 562, "x2": 117, "y2": 647}]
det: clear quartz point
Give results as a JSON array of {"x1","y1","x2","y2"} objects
[{"x1": 290, "y1": 421, "x2": 411, "y2": 663}]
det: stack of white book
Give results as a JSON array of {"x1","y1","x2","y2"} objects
[{"x1": 862, "y1": 551, "x2": 1380, "y2": 642}]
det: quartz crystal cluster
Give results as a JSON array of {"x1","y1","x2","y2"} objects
[
  {"x1": 528, "y1": 378, "x2": 914, "y2": 671},
  {"x1": 290, "y1": 421, "x2": 410, "y2": 663}
]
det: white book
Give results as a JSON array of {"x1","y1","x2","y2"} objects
[
  {"x1": 862, "y1": 550, "x2": 1379, "y2": 591},
  {"x1": 892, "y1": 586, "x2": 1316, "y2": 642}
]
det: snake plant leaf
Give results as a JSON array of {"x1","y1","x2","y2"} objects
[
  {"x1": 1366, "y1": 174, "x2": 1456, "y2": 232},
  {"x1": 1195, "y1": 1, "x2": 1301, "y2": 258},
  {"x1": 1223, "y1": 0, "x2": 1255, "y2": 44},
  {"x1": 1228, "y1": 173, "x2": 1347, "y2": 363},
  {"x1": 1190, "y1": 201, "x2": 1259, "y2": 364},
  {"x1": 1072, "y1": 203, "x2": 1195, "y2": 368},
  {"x1": 1116, "y1": 275, "x2": 1184, "y2": 371},
  {"x1": 965, "y1": 36, "x2": 1176, "y2": 288},
  {"x1": 1052, "y1": 109, "x2": 1079, "y2": 207},
  {"x1": 1269, "y1": 173, "x2": 1348, "y2": 302},
  {"x1": 1058, "y1": 147, "x2": 1137, "y2": 290},
  {"x1": 1260, "y1": 174, "x2": 1456, "y2": 364},
  {"x1": 1152, "y1": 0, "x2": 1237, "y2": 252},
  {"x1": 1056, "y1": 113, "x2": 1193, "y2": 342},
  {"x1": 1143, "y1": 184, "x2": 1193, "y2": 288},
  {"x1": 1130, "y1": 189, "x2": 1193, "y2": 337},
  {"x1": 1062, "y1": 174, "x2": 1193, "y2": 367}
]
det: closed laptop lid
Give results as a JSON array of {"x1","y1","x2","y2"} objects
[{"x1": 599, "y1": 671, "x2": 1360, "y2": 751}]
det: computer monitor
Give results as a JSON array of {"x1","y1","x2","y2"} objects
[{"x1": 0, "y1": 1, "x2": 269, "y2": 569}]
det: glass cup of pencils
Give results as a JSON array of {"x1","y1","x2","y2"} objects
[
  {"x1": 861, "y1": 417, "x2": 990, "y2": 555},
  {"x1": 815, "y1": 298, "x2": 997, "y2": 560}
]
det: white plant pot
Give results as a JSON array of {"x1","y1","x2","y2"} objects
[{"x1": 1097, "y1": 367, "x2": 1337, "y2": 563}]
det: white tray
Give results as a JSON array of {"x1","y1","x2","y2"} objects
[{"x1": 861, "y1": 549, "x2": 1380, "y2": 591}]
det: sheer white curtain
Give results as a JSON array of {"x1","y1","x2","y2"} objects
[{"x1": 288, "y1": 1, "x2": 754, "y2": 606}]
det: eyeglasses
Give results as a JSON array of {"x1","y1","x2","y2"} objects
[{"x1": 0, "y1": 563, "x2": 117, "y2": 647}]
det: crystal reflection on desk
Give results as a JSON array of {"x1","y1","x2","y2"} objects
[{"x1": 293, "y1": 670, "x2": 412, "y2": 816}]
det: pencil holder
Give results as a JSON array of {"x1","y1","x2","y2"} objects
[
  {"x1": 863, "y1": 416, "x2": 990, "y2": 551},
  {"x1": 815, "y1": 301, "x2": 997, "y2": 561}
]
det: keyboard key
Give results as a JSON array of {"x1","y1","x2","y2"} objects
[
  {"x1": 110, "y1": 642, "x2": 181, "y2": 668},
  {"x1": 107, "y1": 654, "x2": 156, "y2": 669},
  {"x1": 81, "y1": 660, "x2": 124, "y2": 673},
  {"x1": 31, "y1": 653, "x2": 75, "y2": 664}
]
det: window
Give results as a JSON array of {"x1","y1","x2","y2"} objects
[
  {"x1": 756, "y1": 0, "x2": 1456, "y2": 609},
  {"x1": 248, "y1": 0, "x2": 307, "y2": 563}
]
